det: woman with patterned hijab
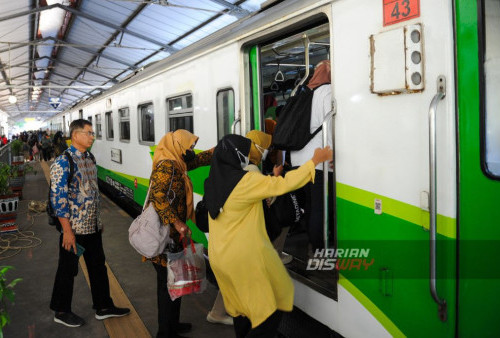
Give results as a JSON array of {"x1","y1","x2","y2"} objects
[
  {"x1": 205, "y1": 134, "x2": 332, "y2": 338},
  {"x1": 145, "y1": 129, "x2": 213, "y2": 338}
]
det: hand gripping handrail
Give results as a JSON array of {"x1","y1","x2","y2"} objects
[
  {"x1": 428, "y1": 75, "x2": 447, "y2": 321},
  {"x1": 322, "y1": 104, "x2": 336, "y2": 249}
]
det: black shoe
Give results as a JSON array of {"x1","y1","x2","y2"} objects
[
  {"x1": 54, "y1": 312, "x2": 85, "y2": 327},
  {"x1": 95, "y1": 306, "x2": 131, "y2": 320},
  {"x1": 176, "y1": 322, "x2": 192, "y2": 334}
]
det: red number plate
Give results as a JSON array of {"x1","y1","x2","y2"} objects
[{"x1": 383, "y1": 0, "x2": 420, "y2": 26}]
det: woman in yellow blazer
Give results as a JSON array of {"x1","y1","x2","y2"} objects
[{"x1": 204, "y1": 134, "x2": 332, "y2": 337}]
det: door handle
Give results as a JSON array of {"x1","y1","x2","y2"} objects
[
  {"x1": 428, "y1": 75, "x2": 447, "y2": 321},
  {"x1": 322, "y1": 102, "x2": 336, "y2": 249}
]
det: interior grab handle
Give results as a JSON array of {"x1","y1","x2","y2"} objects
[
  {"x1": 428, "y1": 75, "x2": 447, "y2": 322},
  {"x1": 322, "y1": 103, "x2": 336, "y2": 250},
  {"x1": 231, "y1": 117, "x2": 241, "y2": 135},
  {"x1": 291, "y1": 34, "x2": 310, "y2": 97}
]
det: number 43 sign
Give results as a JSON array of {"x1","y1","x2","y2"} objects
[{"x1": 383, "y1": 0, "x2": 420, "y2": 26}]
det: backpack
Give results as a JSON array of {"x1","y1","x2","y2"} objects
[
  {"x1": 47, "y1": 150, "x2": 96, "y2": 231},
  {"x1": 270, "y1": 189, "x2": 305, "y2": 228},
  {"x1": 272, "y1": 84, "x2": 328, "y2": 151}
]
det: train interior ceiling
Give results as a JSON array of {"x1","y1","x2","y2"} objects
[{"x1": 260, "y1": 23, "x2": 330, "y2": 106}]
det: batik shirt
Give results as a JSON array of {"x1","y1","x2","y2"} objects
[{"x1": 50, "y1": 145, "x2": 101, "y2": 235}]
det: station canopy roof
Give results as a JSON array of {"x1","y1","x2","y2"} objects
[{"x1": 0, "y1": 0, "x2": 268, "y2": 123}]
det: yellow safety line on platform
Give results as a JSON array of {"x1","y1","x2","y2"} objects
[{"x1": 41, "y1": 161, "x2": 151, "y2": 338}]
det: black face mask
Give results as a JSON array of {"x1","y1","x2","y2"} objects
[{"x1": 182, "y1": 149, "x2": 196, "y2": 163}]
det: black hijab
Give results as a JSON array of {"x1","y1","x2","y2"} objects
[{"x1": 204, "y1": 134, "x2": 251, "y2": 219}]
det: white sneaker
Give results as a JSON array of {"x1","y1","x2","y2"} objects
[
  {"x1": 206, "y1": 312, "x2": 233, "y2": 325},
  {"x1": 280, "y1": 252, "x2": 293, "y2": 265}
]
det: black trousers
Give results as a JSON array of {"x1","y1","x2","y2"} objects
[
  {"x1": 304, "y1": 170, "x2": 334, "y2": 251},
  {"x1": 42, "y1": 148, "x2": 51, "y2": 161},
  {"x1": 153, "y1": 262, "x2": 182, "y2": 338},
  {"x1": 50, "y1": 231, "x2": 114, "y2": 313},
  {"x1": 234, "y1": 311, "x2": 283, "y2": 338}
]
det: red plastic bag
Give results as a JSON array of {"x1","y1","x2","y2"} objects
[{"x1": 167, "y1": 240, "x2": 207, "y2": 301}]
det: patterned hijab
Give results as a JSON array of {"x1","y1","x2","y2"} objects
[
  {"x1": 152, "y1": 129, "x2": 198, "y2": 222},
  {"x1": 307, "y1": 60, "x2": 331, "y2": 90}
]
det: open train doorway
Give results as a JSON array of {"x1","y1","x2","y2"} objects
[{"x1": 247, "y1": 21, "x2": 337, "y2": 299}]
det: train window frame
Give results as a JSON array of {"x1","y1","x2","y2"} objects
[
  {"x1": 118, "y1": 107, "x2": 131, "y2": 143},
  {"x1": 166, "y1": 93, "x2": 194, "y2": 133},
  {"x1": 95, "y1": 113, "x2": 102, "y2": 139},
  {"x1": 105, "y1": 111, "x2": 114, "y2": 141},
  {"x1": 216, "y1": 88, "x2": 235, "y2": 141},
  {"x1": 478, "y1": 0, "x2": 500, "y2": 180},
  {"x1": 138, "y1": 102, "x2": 155, "y2": 145}
]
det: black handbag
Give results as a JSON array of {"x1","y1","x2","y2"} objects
[{"x1": 195, "y1": 199, "x2": 209, "y2": 233}]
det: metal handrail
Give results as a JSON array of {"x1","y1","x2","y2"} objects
[
  {"x1": 0, "y1": 143, "x2": 12, "y2": 165},
  {"x1": 428, "y1": 75, "x2": 447, "y2": 321},
  {"x1": 322, "y1": 106, "x2": 336, "y2": 249},
  {"x1": 290, "y1": 34, "x2": 310, "y2": 97},
  {"x1": 231, "y1": 117, "x2": 241, "y2": 134}
]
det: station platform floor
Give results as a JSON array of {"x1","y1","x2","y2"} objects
[{"x1": 1, "y1": 161, "x2": 235, "y2": 338}]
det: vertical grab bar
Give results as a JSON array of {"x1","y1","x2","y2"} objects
[
  {"x1": 322, "y1": 106, "x2": 336, "y2": 249},
  {"x1": 291, "y1": 35, "x2": 310, "y2": 97},
  {"x1": 428, "y1": 75, "x2": 447, "y2": 321},
  {"x1": 231, "y1": 117, "x2": 241, "y2": 134}
]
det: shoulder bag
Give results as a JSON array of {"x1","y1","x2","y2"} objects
[{"x1": 129, "y1": 164, "x2": 175, "y2": 258}]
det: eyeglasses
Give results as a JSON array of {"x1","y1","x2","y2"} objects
[{"x1": 78, "y1": 131, "x2": 95, "y2": 137}]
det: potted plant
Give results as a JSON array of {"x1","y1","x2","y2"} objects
[
  {"x1": 0, "y1": 164, "x2": 19, "y2": 233},
  {"x1": 9, "y1": 140, "x2": 24, "y2": 164},
  {"x1": 0, "y1": 266, "x2": 21, "y2": 338},
  {"x1": 8, "y1": 163, "x2": 35, "y2": 199}
]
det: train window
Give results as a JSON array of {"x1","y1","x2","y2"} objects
[
  {"x1": 79, "y1": 109, "x2": 83, "y2": 119},
  {"x1": 216, "y1": 89, "x2": 235, "y2": 141},
  {"x1": 95, "y1": 114, "x2": 102, "y2": 139},
  {"x1": 482, "y1": 0, "x2": 500, "y2": 177},
  {"x1": 105, "y1": 111, "x2": 114, "y2": 140},
  {"x1": 119, "y1": 107, "x2": 130, "y2": 141},
  {"x1": 139, "y1": 103, "x2": 155, "y2": 143},
  {"x1": 166, "y1": 94, "x2": 193, "y2": 133}
]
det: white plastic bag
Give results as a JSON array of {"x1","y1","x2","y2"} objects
[{"x1": 167, "y1": 241, "x2": 207, "y2": 301}]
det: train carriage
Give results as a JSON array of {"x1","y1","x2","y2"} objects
[{"x1": 45, "y1": 0, "x2": 500, "y2": 337}]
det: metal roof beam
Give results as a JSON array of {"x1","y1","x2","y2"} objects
[
  {"x1": 50, "y1": 58, "x2": 117, "y2": 83},
  {"x1": 54, "y1": 4, "x2": 178, "y2": 54},
  {"x1": 0, "y1": 3, "x2": 60, "y2": 23},
  {"x1": 21, "y1": 55, "x2": 116, "y2": 82},
  {"x1": 207, "y1": 0, "x2": 250, "y2": 18},
  {"x1": 0, "y1": 37, "x2": 53, "y2": 54},
  {"x1": 50, "y1": 72, "x2": 95, "y2": 89},
  {"x1": 47, "y1": 37, "x2": 138, "y2": 70}
]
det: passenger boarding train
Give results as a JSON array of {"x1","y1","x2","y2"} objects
[{"x1": 45, "y1": 0, "x2": 500, "y2": 337}]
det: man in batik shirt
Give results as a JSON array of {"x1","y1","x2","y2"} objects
[{"x1": 49, "y1": 119, "x2": 130, "y2": 328}]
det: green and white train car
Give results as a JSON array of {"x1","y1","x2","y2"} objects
[{"x1": 46, "y1": 0, "x2": 500, "y2": 336}]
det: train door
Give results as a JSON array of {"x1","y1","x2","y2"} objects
[
  {"x1": 245, "y1": 20, "x2": 338, "y2": 299},
  {"x1": 455, "y1": 0, "x2": 500, "y2": 336}
]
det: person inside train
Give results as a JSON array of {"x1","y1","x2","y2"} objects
[
  {"x1": 204, "y1": 134, "x2": 332, "y2": 338},
  {"x1": 290, "y1": 59, "x2": 333, "y2": 254},
  {"x1": 145, "y1": 129, "x2": 213, "y2": 338}
]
